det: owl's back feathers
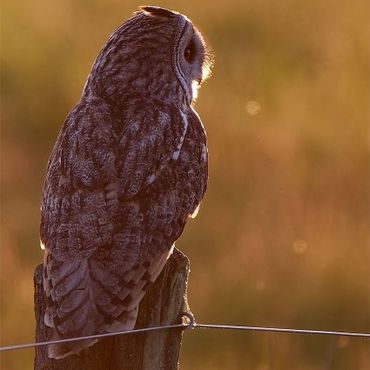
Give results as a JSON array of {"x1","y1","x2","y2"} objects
[{"x1": 41, "y1": 96, "x2": 207, "y2": 358}]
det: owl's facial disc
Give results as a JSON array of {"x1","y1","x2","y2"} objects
[
  {"x1": 175, "y1": 19, "x2": 209, "y2": 104},
  {"x1": 182, "y1": 32, "x2": 204, "y2": 83},
  {"x1": 138, "y1": 7, "x2": 212, "y2": 105}
]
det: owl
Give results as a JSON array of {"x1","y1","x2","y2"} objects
[{"x1": 40, "y1": 6, "x2": 213, "y2": 359}]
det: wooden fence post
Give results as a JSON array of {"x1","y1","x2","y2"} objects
[{"x1": 34, "y1": 248, "x2": 191, "y2": 370}]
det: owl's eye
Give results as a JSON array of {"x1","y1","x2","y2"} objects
[{"x1": 184, "y1": 39, "x2": 196, "y2": 63}]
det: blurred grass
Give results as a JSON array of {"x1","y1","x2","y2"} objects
[{"x1": 1, "y1": 0, "x2": 369, "y2": 369}]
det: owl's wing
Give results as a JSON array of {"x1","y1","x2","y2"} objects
[{"x1": 41, "y1": 101, "x2": 190, "y2": 358}]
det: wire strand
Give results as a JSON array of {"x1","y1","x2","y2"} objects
[
  {"x1": 0, "y1": 323, "x2": 188, "y2": 352},
  {"x1": 1, "y1": 321, "x2": 369, "y2": 352},
  {"x1": 193, "y1": 323, "x2": 370, "y2": 338}
]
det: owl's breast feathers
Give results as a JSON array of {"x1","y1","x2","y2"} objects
[{"x1": 40, "y1": 96, "x2": 207, "y2": 358}]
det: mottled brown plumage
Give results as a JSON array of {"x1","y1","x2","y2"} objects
[{"x1": 40, "y1": 6, "x2": 213, "y2": 359}]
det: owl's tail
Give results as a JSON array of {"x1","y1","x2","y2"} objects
[
  {"x1": 43, "y1": 245, "x2": 174, "y2": 359},
  {"x1": 46, "y1": 306, "x2": 139, "y2": 359}
]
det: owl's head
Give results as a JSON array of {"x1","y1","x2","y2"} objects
[
  {"x1": 83, "y1": 6, "x2": 213, "y2": 106},
  {"x1": 140, "y1": 6, "x2": 213, "y2": 103}
]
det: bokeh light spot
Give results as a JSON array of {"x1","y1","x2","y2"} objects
[
  {"x1": 293, "y1": 239, "x2": 308, "y2": 254},
  {"x1": 245, "y1": 100, "x2": 261, "y2": 116}
]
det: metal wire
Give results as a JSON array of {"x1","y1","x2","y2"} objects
[
  {"x1": 1, "y1": 316, "x2": 369, "y2": 353},
  {"x1": 0, "y1": 323, "x2": 188, "y2": 352},
  {"x1": 193, "y1": 323, "x2": 370, "y2": 338}
]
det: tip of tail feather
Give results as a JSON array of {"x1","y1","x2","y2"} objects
[{"x1": 47, "y1": 338, "x2": 98, "y2": 360}]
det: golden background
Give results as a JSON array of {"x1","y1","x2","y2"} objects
[{"x1": 1, "y1": 0, "x2": 369, "y2": 369}]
